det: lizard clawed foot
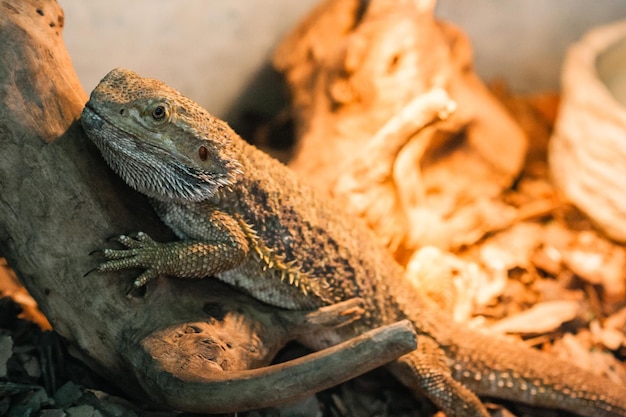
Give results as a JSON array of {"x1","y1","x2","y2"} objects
[{"x1": 89, "y1": 232, "x2": 163, "y2": 290}]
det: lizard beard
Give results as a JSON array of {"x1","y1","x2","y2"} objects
[{"x1": 82, "y1": 107, "x2": 231, "y2": 202}]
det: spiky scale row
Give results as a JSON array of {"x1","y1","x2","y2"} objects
[{"x1": 237, "y1": 217, "x2": 320, "y2": 299}]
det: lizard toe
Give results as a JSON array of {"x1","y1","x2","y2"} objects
[
  {"x1": 135, "y1": 231, "x2": 156, "y2": 243},
  {"x1": 97, "y1": 251, "x2": 146, "y2": 272},
  {"x1": 102, "y1": 247, "x2": 141, "y2": 261},
  {"x1": 116, "y1": 232, "x2": 155, "y2": 249},
  {"x1": 132, "y1": 269, "x2": 160, "y2": 289}
]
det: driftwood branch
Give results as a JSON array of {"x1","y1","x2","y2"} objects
[
  {"x1": 0, "y1": 0, "x2": 416, "y2": 412},
  {"x1": 137, "y1": 318, "x2": 416, "y2": 413}
]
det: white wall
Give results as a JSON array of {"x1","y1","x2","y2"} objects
[
  {"x1": 436, "y1": 0, "x2": 626, "y2": 93},
  {"x1": 59, "y1": 0, "x2": 318, "y2": 118},
  {"x1": 59, "y1": 0, "x2": 626, "y2": 119}
]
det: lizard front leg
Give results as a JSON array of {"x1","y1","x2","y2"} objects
[
  {"x1": 95, "y1": 231, "x2": 249, "y2": 290},
  {"x1": 92, "y1": 205, "x2": 326, "y2": 306},
  {"x1": 151, "y1": 201, "x2": 332, "y2": 307},
  {"x1": 93, "y1": 206, "x2": 252, "y2": 291}
]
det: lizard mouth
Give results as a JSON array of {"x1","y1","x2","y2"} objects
[
  {"x1": 81, "y1": 103, "x2": 105, "y2": 129},
  {"x1": 81, "y1": 103, "x2": 135, "y2": 146},
  {"x1": 81, "y1": 103, "x2": 171, "y2": 158},
  {"x1": 82, "y1": 102, "x2": 138, "y2": 142}
]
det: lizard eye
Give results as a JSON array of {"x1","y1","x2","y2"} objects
[
  {"x1": 198, "y1": 146, "x2": 208, "y2": 161},
  {"x1": 151, "y1": 104, "x2": 168, "y2": 121}
]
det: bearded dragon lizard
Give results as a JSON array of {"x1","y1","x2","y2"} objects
[{"x1": 81, "y1": 68, "x2": 626, "y2": 417}]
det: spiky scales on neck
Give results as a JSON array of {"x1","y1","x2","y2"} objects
[{"x1": 82, "y1": 68, "x2": 242, "y2": 203}]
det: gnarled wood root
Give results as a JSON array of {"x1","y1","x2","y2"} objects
[{"x1": 0, "y1": 0, "x2": 416, "y2": 412}]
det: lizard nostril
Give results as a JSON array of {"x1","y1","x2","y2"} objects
[{"x1": 119, "y1": 108, "x2": 126, "y2": 116}]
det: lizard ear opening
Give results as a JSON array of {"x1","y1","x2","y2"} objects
[{"x1": 198, "y1": 146, "x2": 208, "y2": 161}]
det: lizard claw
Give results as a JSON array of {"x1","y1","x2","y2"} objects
[
  {"x1": 83, "y1": 267, "x2": 98, "y2": 278},
  {"x1": 126, "y1": 283, "x2": 147, "y2": 298},
  {"x1": 105, "y1": 234, "x2": 120, "y2": 242}
]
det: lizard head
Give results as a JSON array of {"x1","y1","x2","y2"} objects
[{"x1": 81, "y1": 67, "x2": 243, "y2": 202}]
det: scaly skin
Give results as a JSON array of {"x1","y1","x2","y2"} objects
[{"x1": 81, "y1": 68, "x2": 626, "y2": 417}]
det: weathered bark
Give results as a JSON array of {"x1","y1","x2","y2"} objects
[{"x1": 0, "y1": 0, "x2": 416, "y2": 412}]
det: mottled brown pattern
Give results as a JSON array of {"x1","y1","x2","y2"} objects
[{"x1": 81, "y1": 68, "x2": 626, "y2": 417}]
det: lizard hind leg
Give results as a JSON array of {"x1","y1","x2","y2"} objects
[{"x1": 388, "y1": 336, "x2": 490, "y2": 417}]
